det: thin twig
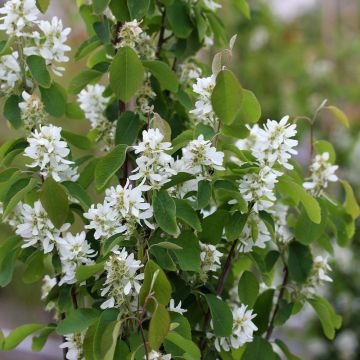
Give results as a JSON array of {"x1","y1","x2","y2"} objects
[
  {"x1": 156, "y1": 9, "x2": 166, "y2": 58},
  {"x1": 265, "y1": 266, "x2": 289, "y2": 340},
  {"x1": 71, "y1": 286, "x2": 78, "y2": 309}
]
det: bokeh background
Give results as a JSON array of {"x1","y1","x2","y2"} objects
[{"x1": 1, "y1": 0, "x2": 359, "y2": 359}]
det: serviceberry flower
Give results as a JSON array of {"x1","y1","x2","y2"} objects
[
  {"x1": 0, "y1": 0, "x2": 39, "y2": 36},
  {"x1": 60, "y1": 332, "x2": 85, "y2": 360},
  {"x1": 57, "y1": 231, "x2": 96, "y2": 285},
  {"x1": 190, "y1": 75, "x2": 217, "y2": 125},
  {"x1": 19, "y1": 91, "x2": 46, "y2": 131},
  {"x1": 203, "y1": 0, "x2": 222, "y2": 11},
  {"x1": 100, "y1": 247, "x2": 144, "y2": 310},
  {"x1": 238, "y1": 212, "x2": 271, "y2": 253},
  {"x1": 179, "y1": 60, "x2": 202, "y2": 86},
  {"x1": 272, "y1": 203, "x2": 292, "y2": 244},
  {"x1": 182, "y1": 135, "x2": 224, "y2": 173},
  {"x1": 147, "y1": 351, "x2": 172, "y2": 360},
  {"x1": 24, "y1": 17, "x2": 71, "y2": 76},
  {"x1": 0, "y1": 52, "x2": 22, "y2": 94},
  {"x1": 130, "y1": 128, "x2": 175, "y2": 189},
  {"x1": 200, "y1": 242, "x2": 223, "y2": 275},
  {"x1": 16, "y1": 200, "x2": 70, "y2": 253},
  {"x1": 169, "y1": 299, "x2": 187, "y2": 315},
  {"x1": 303, "y1": 152, "x2": 338, "y2": 196},
  {"x1": 41, "y1": 275, "x2": 56, "y2": 301},
  {"x1": 212, "y1": 304, "x2": 258, "y2": 352}
]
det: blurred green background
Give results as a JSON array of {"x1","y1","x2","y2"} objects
[{"x1": 1, "y1": 0, "x2": 360, "y2": 359}]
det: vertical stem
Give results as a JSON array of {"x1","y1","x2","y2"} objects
[{"x1": 156, "y1": 9, "x2": 166, "y2": 59}]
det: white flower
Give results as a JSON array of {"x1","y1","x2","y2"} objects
[
  {"x1": 24, "y1": 124, "x2": 79, "y2": 182},
  {"x1": 57, "y1": 231, "x2": 96, "y2": 285},
  {"x1": 135, "y1": 77, "x2": 156, "y2": 114},
  {"x1": 84, "y1": 202, "x2": 123, "y2": 240},
  {"x1": 130, "y1": 128, "x2": 175, "y2": 189},
  {"x1": 303, "y1": 152, "x2": 338, "y2": 196},
  {"x1": 41, "y1": 275, "x2": 56, "y2": 300},
  {"x1": 0, "y1": 0, "x2": 40, "y2": 36},
  {"x1": 190, "y1": 75, "x2": 217, "y2": 125},
  {"x1": 272, "y1": 203, "x2": 292, "y2": 244},
  {"x1": 203, "y1": 0, "x2": 221, "y2": 11},
  {"x1": 179, "y1": 60, "x2": 202, "y2": 86},
  {"x1": 303, "y1": 255, "x2": 333, "y2": 298},
  {"x1": 19, "y1": 91, "x2": 46, "y2": 131},
  {"x1": 16, "y1": 200, "x2": 70, "y2": 253},
  {"x1": 24, "y1": 17, "x2": 71, "y2": 76},
  {"x1": 78, "y1": 84, "x2": 110, "y2": 129},
  {"x1": 182, "y1": 135, "x2": 224, "y2": 173},
  {"x1": 169, "y1": 299, "x2": 187, "y2": 315},
  {"x1": 60, "y1": 333, "x2": 85, "y2": 360},
  {"x1": 238, "y1": 166, "x2": 280, "y2": 212},
  {"x1": 238, "y1": 212, "x2": 271, "y2": 253},
  {"x1": 200, "y1": 242, "x2": 223, "y2": 274},
  {"x1": 0, "y1": 52, "x2": 22, "y2": 94},
  {"x1": 213, "y1": 304, "x2": 258, "y2": 352},
  {"x1": 147, "y1": 351, "x2": 172, "y2": 360},
  {"x1": 101, "y1": 247, "x2": 144, "y2": 310}
]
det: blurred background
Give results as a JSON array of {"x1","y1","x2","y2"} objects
[{"x1": 0, "y1": 0, "x2": 360, "y2": 359}]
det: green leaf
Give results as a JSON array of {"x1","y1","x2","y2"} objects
[
  {"x1": 139, "y1": 260, "x2": 172, "y2": 309},
  {"x1": 61, "y1": 130, "x2": 93, "y2": 150},
  {"x1": 109, "y1": 46, "x2": 144, "y2": 102},
  {"x1": 239, "y1": 89, "x2": 261, "y2": 123},
  {"x1": 165, "y1": 332, "x2": 201, "y2": 359},
  {"x1": 62, "y1": 181, "x2": 93, "y2": 209},
  {"x1": 151, "y1": 113, "x2": 172, "y2": 142},
  {"x1": 196, "y1": 180, "x2": 212, "y2": 210},
  {"x1": 253, "y1": 289, "x2": 275, "y2": 334},
  {"x1": 95, "y1": 144, "x2": 127, "y2": 191},
  {"x1": 75, "y1": 36, "x2": 102, "y2": 61},
  {"x1": 342, "y1": 180, "x2": 360, "y2": 219},
  {"x1": 233, "y1": 0, "x2": 251, "y2": 19},
  {"x1": 22, "y1": 251, "x2": 46, "y2": 284},
  {"x1": 36, "y1": 0, "x2": 50, "y2": 13},
  {"x1": 309, "y1": 295, "x2": 342, "y2": 340},
  {"x1": 212, "y1": 69, "x2": 243, "y2": 125},
  {"x1": 153, "y1": 190, "x2": 178, "y2": 235},
  {"x1": 76, "y1": 262, "x2": 105, "y2": 282},
  {"x1": 143, "y1": 60, "x2": 179, "y2": 93},
  {"x1": 172, "y1": 230, "x2": 201, "y2": 272},
  {"x1": 109, "y1": 0, "x2": 130, "y2": 22},
  {"x1": 40, "y1": 177, "x2": 69, "y2": 228},
  {"x1": 149, "y1": 304, "x2": 170, "y2": 350},
  {"x1": 204, "y1": 294, "x2": 233, "y2": 337},
  {"x1": 174, "y1": 199, "x2": 202, "y2": 232},
  {"x1": 68, "y1": 69, "x2": 102, "y2": 94},
  {"x1": 0, "y1": 238, "x2": 19, "y2": 287},
  {"x1": 115, "y1": 111, "x2": 143, "y2": 146},
  {"x1": 288, "y1": 241, "x2": 313, "y2": 283},
  {"x1": 2, "y1": 177, "x2": 38, "y2": 219},
  {"x1": 32, "y1": 326, "x2": 55, "y2": 352},
  {"x1": 56, "y1": 308, "x2": 100, "y2": 336},
  {"x1": 325, "y1": 105, "x2": 349, "y2": 128},
  {"x1": 93, "y1": 0, "x2": 111, "y2": 14},
  {"x1": 26, "y1": 55, "x2": 51, "y2": 88},
  {"x1": 225, "y1": 212, "x2": 248, "y2": 241},
  {"x1": 3, "y1": 324, "x2": 45, "y2": 351},
  {"x1": 127, "y1": 0, "x2": 150, "y2": 20},
  {"x1": 243, "y1": 336, "x2": 276, "y2": 360},
  {"x1": 198, "y1": 210, "x2": 228, "y2": 244},
  {"x1": 238, "y1": 271, "x2": 259, "y2": 308},
  {"x1": 66, "y1": 102, "x2": 85, "y2": 119},
  {"x1": 40, "y1": 82, "x2": 66, "y2": 117},
  {"x1": 166, "y1": 1, "x2": 193, "y2": 39},
  {"x1": 4, "y1": 95, "x2": 22, "y2": 129},
  {"x1": 275, "y1": 339, "x2": 301, "y2": 360}
]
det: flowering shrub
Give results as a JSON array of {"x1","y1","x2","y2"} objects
[{"x1": 0, "y1": 1, "x2": 358, "y2": 359}]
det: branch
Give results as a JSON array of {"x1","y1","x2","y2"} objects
[
  {"x1": 156, "y1": 9, "x2": 166, "y2": 58},
  {"x1": 265, "y1": 265, "x2": 289, "y2": 340}
]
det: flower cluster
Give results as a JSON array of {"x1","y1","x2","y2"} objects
[
  {"x1": 190, "y1": 75, "x2": 217, "y2": 125},
  {"x1": 303, "y1": 152, "x2": 338, "y2": 196},
  {"x1": 15, "y1": 200, "x2": 70, "y2": 253},
  {"x1": 212, "y1": 304, "x2": 258, "y2": 352},
  {"x1": 200, "y1": 242, "x2": 223, "y2": 277},
  {"x1": 236, "y1": 116, "x2": 298, "y2": 212},
  {"x1": 60, "y1": 332, "x2": 85, "y2": 360},
  {"x1": 273, "y1": 203, "x2": 292, "y2": 244},
  {"x1": 0, "y1": 52, "x2": 22, "y2": 94},
  {"x1": 302, "y1": 255, "x2": 333, "y2": 298},
  {"x1": 100, "y1": 247, "x2": 144, "y2": 310},
  {"x1": 147, "y1": 351, "x2": 172, "y2": 360},
  {"x1": 19, "y1": 91, "x2": 47, "y2": 131},
  {"x1": 135, "y1": 76, "x2": 156, "y2": 114},
  {"x1": 179, "y1": 60, "x2": 202, "y2": 87},
  {"x1": 24, "y1": 124, "x2": 78, "y2": 182},
  {"x1": 84, "y1": 180, "x2": 153, "y2": 239},
  {"x1": 130, "y1": 128, "x2": 175, "y2": 189},
  {"x1": 57, "y1": 232, "x2": 96, "y2": 285}
]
